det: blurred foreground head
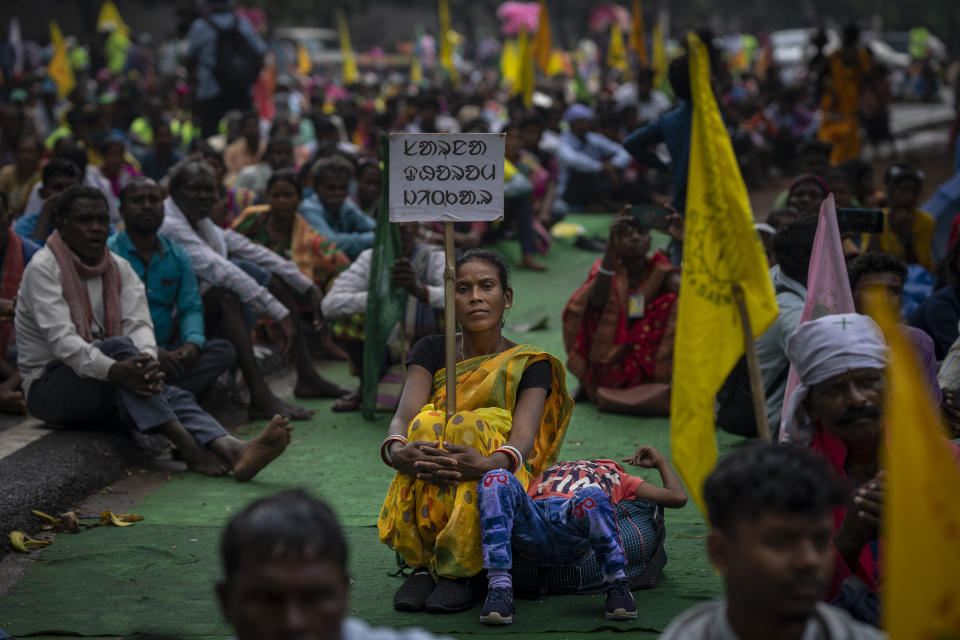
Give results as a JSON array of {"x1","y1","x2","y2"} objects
[{"x1": 218, "y1": 490, "x2": 349, "y2": 640}]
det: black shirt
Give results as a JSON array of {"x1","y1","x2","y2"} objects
[{"x1": 406, "y1": 334, "x2": 553, "y2": 396}]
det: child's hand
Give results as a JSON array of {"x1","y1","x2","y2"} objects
[{"x1": 623, "y1": 445, "x2": 665, "y2": 468}]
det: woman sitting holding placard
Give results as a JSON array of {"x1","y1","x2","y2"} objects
[{"x1": 378, "y1": 249, "x2": 573, "y2": 613}]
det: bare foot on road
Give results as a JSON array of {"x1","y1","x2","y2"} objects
[{"x1": 233, "y1": 415, "x2": 293, "y2": 482}]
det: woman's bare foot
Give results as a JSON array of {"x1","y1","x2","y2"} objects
[
  {"x1": 0, "y1": 389, "x2": 26, "y2": 414},
  {"x1": 332, "y1": 388, "x2": 362, "y2": 412},
  {"x1": 294, "y1": 376, "x2": 350, "y2": 399},
  {"x1": 249, "y1": 394, "x2": 314, "y2": 421},
  {"x1": 233, "y1": 415, "x2": 293, "y2": 482},
  {"x1": 183, "y1": 446, "x2": 231, "y2": 476},
  {"x1": 521, "y1": 255, "x2": 548, "y2": 271}
]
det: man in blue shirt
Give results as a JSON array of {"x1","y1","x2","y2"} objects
[
  {"x1": 300, "y1": 157, "x2": 375, "y2": 260},
  {"x1": 108, "y1": 177, "x2": 236, "y2": 398},
  {"x1": 185, "y1": 0, "x2": 267, "y2": 138},
  {"x1": 623, "y1": 56, "x2": 694, "y2": 213}
]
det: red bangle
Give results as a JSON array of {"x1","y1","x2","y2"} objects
[
  {"x1": 494, "y1": 447, "x2": 521, "y2": 474},
  {"x1": 381, "y1": 435, "x2": 407, "y2": 469}
]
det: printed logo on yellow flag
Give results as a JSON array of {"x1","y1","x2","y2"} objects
[
  {"x1": 867, "y1": 292, "x2": 960, "y2": 638},
  {"x1": 669, "y1": 33, "x2": 777, "y2": 515}
]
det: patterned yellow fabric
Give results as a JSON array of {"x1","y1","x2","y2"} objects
[{"x1": 378, "y1": 345, "x2": 573, "y2": 578}]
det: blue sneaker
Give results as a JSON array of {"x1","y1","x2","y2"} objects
[
  {"x1": 604, "y1": 578, "x2": 638, "y2": 620},
  {"x1": 479, "y1": 587, "x2": 514, "y2": 624}
]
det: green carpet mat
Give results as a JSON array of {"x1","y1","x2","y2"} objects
[{"x1": 0, "y1": 215, "x2": 740, "y2": 638}]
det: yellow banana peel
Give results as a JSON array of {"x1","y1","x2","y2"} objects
[
  {"x1": 32, "y1": 509, "x2": 82, "y2": 533},
  {"x1": 100, "y1": 510, "x2": 142, "y2": 526},
  {"x1": 9, "y1": 531, "x2": 51, "y2": 552}
]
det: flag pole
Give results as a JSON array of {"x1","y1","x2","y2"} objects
[
  {"x1": 444, "y1": 221, "x2": 457, "y2": 419},
  {"x1": 732, "y1": 284, "x2": 771, "y2": 441}
]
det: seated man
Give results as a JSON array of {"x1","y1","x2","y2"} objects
[
  {"x1": 233, "y1": 135, "x2": 295, "y2": 195},
  {"x1": 161, "y1": 160, "x2": 348, "y2": 421},
  {"x1": 475, "y1": 445, "x2": 687, "y2": 624},
  {"x1": 659, "y1": 443, "x2": 884, "y2": 639},
  {"x1": 563, "y1": 212, "x2": 679, "y2": 416},
  {"x1": 781, "y1": 313, "x2": 930, "y2": 623},
  {"x1": 15, "y1": 186, "x2": 292, "y2": 480},
  {"x1": 846, "y1": 251, "x2": 940, "y2": 403},
  {"x1": 556, "y1": 104, "x2": 632, "y2": 211},
  {"x1": 15, "y1": 158, "x2": 83, "y2": 245},
  {"x1": 300, "y1": 157, "x2": 376, "y2": 260},
  {"x1": 321, "y1": 222, "x2": 443, "y2": 412},
  {"x1": 0, "y1": 191, "x2": 40, "y2": 413},
  {"x1": 22, "y1": 142, "x2": 121, "y2": 225},
  {"x1": 108, "y1": 177, "x2": 236, "y2": 399},
  {"x1": 218, "y1": 490, "x2": 454, "y2": 640},
  {"x1": 863, "y1": 165, "x2": 935, "y2": 273},
  {"x1": 224, "y1": 111, "x2": 265, "y2": 178},
  {"x1": 751, "y1": 217, "x2": 817, "y2": 437}
]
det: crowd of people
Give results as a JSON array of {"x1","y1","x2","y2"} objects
[{"x1": 2, "y1": 1, "x2": 960, "y2": 638}]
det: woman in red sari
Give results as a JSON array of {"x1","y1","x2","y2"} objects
[{"x1": 562, "y1": 212, "x2": 679, "y2": 415}]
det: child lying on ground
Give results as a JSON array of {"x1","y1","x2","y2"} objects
[{"x1": 476, "y1": 445, "x2": 687, "y2": 624}]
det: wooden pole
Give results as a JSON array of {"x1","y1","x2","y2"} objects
[
  {"x1": 444, "y1": 221, "x2": 457, "y2": 420},
  {"x1": 732, "y1": 284, "x2": 771, "y2": 442}
]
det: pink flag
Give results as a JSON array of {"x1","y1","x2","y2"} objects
[{"x1": 778, "y1": 194, "x2": 856, "y2": 442}]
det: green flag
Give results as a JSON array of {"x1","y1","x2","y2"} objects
[{"x1": 362, "y1": 133, "x2": 406, "y2": 420}]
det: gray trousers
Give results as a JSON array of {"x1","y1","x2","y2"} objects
[
  {"x1": 26, "y1": 336, "x2": 229, "y2": 445},
  {"x1": 165, "y1": 338, "x2": 236, "y2": 396}
]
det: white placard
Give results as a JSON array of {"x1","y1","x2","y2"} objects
[{"x1": 389, "y1": 133, "x2": 505, "y2": 222}]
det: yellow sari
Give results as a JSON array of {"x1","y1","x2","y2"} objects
[{"x1": 378, "y1": 345, "x2": 573, "y2": 578}]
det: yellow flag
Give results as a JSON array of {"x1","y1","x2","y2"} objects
[
  {"x1": 669, "y1": 32, "x2": 778, "y2": 515},
  {"x1": 97, "y1": 0, "x2": 129, "y2": 36},
  {"x1": 500, "y1": 38, "x2": 518, "y2": 87},
  {"x1": 546, "y1": 49, "x2": 570, "y2": 77},
  {"x1": 867, "y1": 296, "x2": 960, "y2": 638},
  {"x1": 337, "y1": 11, "x2": 358, "y2": 86},
  {"x1": 438, "y1": 0, "x2": 460, "y2": 84},
  {"x1": 516, "y1": 29, "x2": 535, "y2": 107},
  {"x1": 47, "y1": 21, "x2": 76, "y2": 99},
  {"x1": 530, "y1": 0, "x2": 552, "y2": 73},
  {"x1": 297, "y1": 43, "x2": 312, "y2": 75},
  {"x1": 629, "y1": 0, "x2": 648, "y2": 66},
  {"x1": 652, "y1": 21, "x2": 666, "y2": 88},
  {"x1": 607, "y1": 23, "x2": 629, "y2": 72}
]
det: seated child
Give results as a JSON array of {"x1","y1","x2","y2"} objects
[{"x1": 476, "y1": 445, "x2": 687, "y2": 624}]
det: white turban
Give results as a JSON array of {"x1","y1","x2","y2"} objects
[{"x1": 780, "y1": 313, "x2": 888, "y2": 445}]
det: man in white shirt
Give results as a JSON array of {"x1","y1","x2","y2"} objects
[
  {"x1": 16, "y1": 186, "x2": 292, "y2": 481},
  {"x1": 612, "y1": 68, "x2": 672, "y2": 124},
  {"x1": 321, "y1": 223, "x2": 444, "y2": 411},
  {"x1": 161, "y1": 160, "x2": 348, "y2": 421},
  {"x1": 556, "y1": 104, "x2": 633, "y2": 211}
]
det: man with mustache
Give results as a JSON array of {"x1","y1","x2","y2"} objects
[
  {"x1": 659, "y1": 443, "x2": 884, "y2": 639},
  {"x1": 781, "y1": 313, "x2": 891, "y2": 625}
]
